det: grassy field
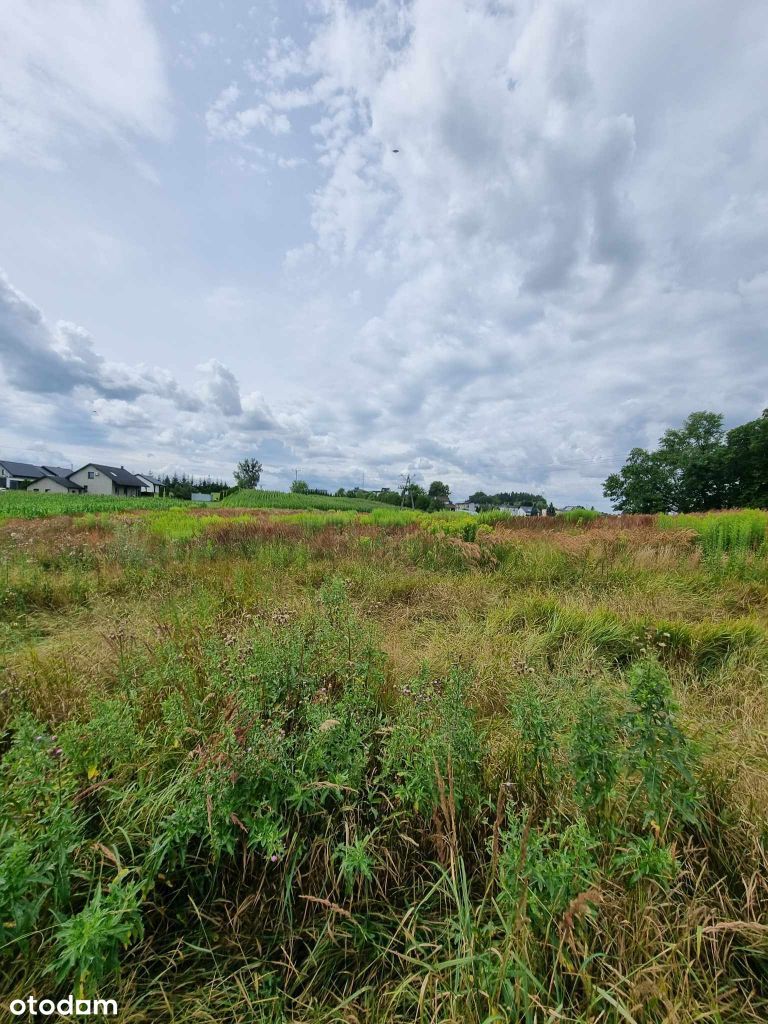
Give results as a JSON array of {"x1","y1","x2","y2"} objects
[
  {"x1": 0, "y1": 491, "x2": 190, "y2": 520},
  {"x1": 1, "y1": 508, "x2": 767, "y2": 1021},
  {"x1": 222, "y1": 488, "x2": 401, "y2": 512}
]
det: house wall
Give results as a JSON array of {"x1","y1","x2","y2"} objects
[
  {"x1": 68, "y1": 466, "x2": 115, "y2": 495},
  {"x1": 29, "y1": 479, "x2": 72, "y2": 494}
]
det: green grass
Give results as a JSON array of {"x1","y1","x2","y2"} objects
[
  {"x1": 222, "y1": 488, "x2": 402, "y2": 512},
  {"x1": 560, "y1": 507, "x2": 601, "y2": 524},
  {"x1": 660, "y1": 508, "x2": 768, "y2": 556},
  {"x1": 1, "y1": 509, "x2": 767, "y2": 1021},
  {"x1": 0, "y1": 490, "x2": 189, "y2": 520}
]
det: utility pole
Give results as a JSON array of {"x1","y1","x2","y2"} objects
[{"x1": 400, "y1": 473, "x2": 415, "y2": 509}]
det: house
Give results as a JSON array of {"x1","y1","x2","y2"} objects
[
  {"x1": 67, "y1": 463, "x2": 143, "y2": 497},
  {"x1": 28, "y1": 474, "x2": 84, "y2": 494},
  {"x1": 498, "y1": 505, "x2": 528, "y2": 517},
  {"x1": 135, "y1": 473, "x2": 163, "y2": 496},
  {"x1": 0, "y1": 460, "x2": 44, "y2": 489},
  {"x1": 454, "y1": 500, "x2": 479, "y2": 513}
]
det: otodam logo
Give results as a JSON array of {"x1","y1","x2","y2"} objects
[{"x1": 8, "y1": 995, "x2": 118, "y2": 1017}]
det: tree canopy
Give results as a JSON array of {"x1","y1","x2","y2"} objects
[
  {"x1": 603, "y1": 410, "x2": 768, "y2": 513},
  {"x1": 234, "y1": 458, "x2": 262, "y2": 489},
  {"x1": 467, "y1": 490, "x2": 547, "y2": 509}
]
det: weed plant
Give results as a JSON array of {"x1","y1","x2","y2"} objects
[{"x1": 0, "y1": 508, "x2": 766, "y2": 1021}]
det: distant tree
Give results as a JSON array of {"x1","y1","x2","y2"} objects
[
  {"x1": 400, "y1": 481, "x2": 429, "y2": 510},
  {"x1": 234, "y1": 458, "x2": 262, "y2": 489},
  {"x1": 428, "y1": 481, "x2": 451, "y2": 504},
  {"x1": 546, "y1": 502, "x2": 556, "y2": 517},
  {"x1": 291, "y1": 479, "x2": 310, "y2": 493}
]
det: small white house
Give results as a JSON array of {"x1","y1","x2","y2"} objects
[
  {"x1": 28, "y1": 474, "x2": 83, "y2": 494},
  {"x1": 136, "y1": 474, "x2": 163, "y2": 496},
  {"x1": 454, "y1": 501, "x2": 478, "y2": 514}
]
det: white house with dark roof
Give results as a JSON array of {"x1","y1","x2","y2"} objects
[
  {"x1": 28, "y1": 474, "x2": 84, "y2": 494},
  {"x1": 67, "y1": 463, "x2": 143, "y2": 497},
  {"x1": 135, "y1": 473, "x2": 163, "y2": 496},
  {"x1": 0, "y1": 460, "x2": 45, "y2": 489}
]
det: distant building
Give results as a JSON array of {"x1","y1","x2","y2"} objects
[
  {"x1": 0, "y1": 460, "x2": 44, "y2": 489},
  {"x1": 68, "y1": 464, "x2": 143, "y2": 497},
  {"x1": 136, "y1": 474, "x2": 163, "y2": 496},
  {"x1": 454, "y1": 501, "x2": 478, "y2": 513},
  {"x1": 28, "y1": 474, "x2": 83, "y2": 494}
]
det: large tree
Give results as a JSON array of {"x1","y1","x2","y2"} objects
[
  {"x1": 723, "y1": 409, "x2": 768, "y2": 508},
  {"x1": 603, "y1": 411, "x2": 762, "y2": 513},
  {"x1": 234, "y1": 457, "x2": 263, "y2": 489}
]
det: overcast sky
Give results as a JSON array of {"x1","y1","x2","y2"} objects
[{"x1": 1, "y1": 0, "x2": 766, "y2": 505}]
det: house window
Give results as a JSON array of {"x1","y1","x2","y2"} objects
[{"x1": 87, "y1": 471, "x2": 95, "y2": 479}]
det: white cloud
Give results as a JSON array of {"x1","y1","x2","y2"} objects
[
  {"x1": 244, "y1": 0, "x2": 768, "y2": 500},
  {"x1": 1, "y1": 1, "x2": 767, "y2": 503},
  {"x1": 205, "y1": 82, "x2": 291, "y2": 141},
  {"x1": 0, "y1": 0, "x2": 171, "y2": 167}
]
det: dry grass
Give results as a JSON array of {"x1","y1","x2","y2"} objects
[{"x1": 1, "y1": 508, "x2": 767, "y2": 1021}]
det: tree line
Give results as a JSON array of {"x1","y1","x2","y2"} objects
[
  {"x1": 159, "y1": 473, "x2": 232, "y2": 500},
  {"x1": 603, "y1": 410, "x2": 768, "y2": 513}
]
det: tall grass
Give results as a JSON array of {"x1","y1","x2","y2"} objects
[
  {"x1": 660, "y1": 508, "x2": 767, "y2": 556},
  {"x1": 560, "y1": 507, "x2": 601, "y2": 524},
  {"x1": 0, "y1": 491, "x2": 189, "y2": 520},
  {"x1": 0, "y1": 509, "x2": 766, "y2": 1021}
]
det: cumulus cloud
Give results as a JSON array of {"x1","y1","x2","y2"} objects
[
  {"x1": 1, "y1": 0, "x2": 767, "y2": 503},
  {"x1": 205, "y1": 82, "x2": 291, "y2": 140},
  {"x1": 244, "y1": 0, "x2": 768, "y2": 499},
  {"x1": 0, "y1": 267, "x2": 313, "y2": 481}
]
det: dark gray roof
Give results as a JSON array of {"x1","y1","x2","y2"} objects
[
  {"x1": 74, "y1": 463, "x2": 144, "y2": 487},
  {"x1": 0, "y1": 460, "x2": 44, "y2": 478},
  {"x1": 42, "y1": 465, "x2": 73, "y2": 478},
  {"x1": 30, "y1": 474, "x2": 84, "y2": 491},
  {"x1": 137, "y1": 473, "x2": 163, "y2": 486}
]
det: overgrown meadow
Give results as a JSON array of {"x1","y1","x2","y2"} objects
[{"x1": 1, "y1": 504, "x2": 767, "y2": 1022}]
